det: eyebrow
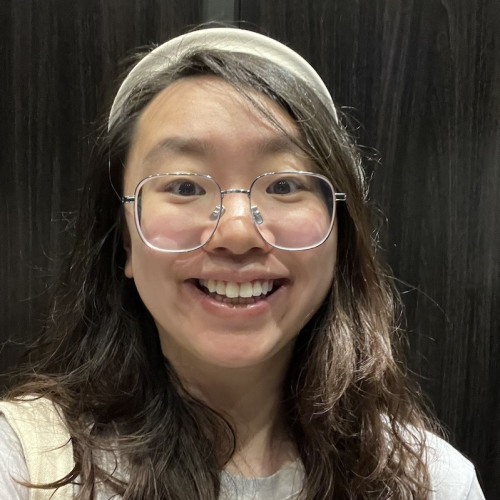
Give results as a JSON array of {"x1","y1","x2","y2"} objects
[{"x1": 142, "y1": 135, "x2": 304, "y2": 166}]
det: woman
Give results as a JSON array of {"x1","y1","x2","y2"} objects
[{"x1": 0, "y1": 27, "x2": 484, "y2": 499}]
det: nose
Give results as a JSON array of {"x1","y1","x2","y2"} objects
[{"x1": 203, "y1": 192, "x2": 271, "y2": 255}]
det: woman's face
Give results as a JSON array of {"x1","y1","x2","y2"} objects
[{"x1": 123, "y1": 76, "x2": 337, "y2": 373}]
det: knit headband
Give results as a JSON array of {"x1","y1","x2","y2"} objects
[{"x1": 108, "y1": 27, "x2": 338, "y2": 129}]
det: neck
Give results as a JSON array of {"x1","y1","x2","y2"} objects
[{"x1": 171, "y1": 354, "x2": 297, "y2": 476}]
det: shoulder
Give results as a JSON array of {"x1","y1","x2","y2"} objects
[
  {"x1": 424, "y1": 431, "x2": 485, "y2": 500},
  {"x1": 0, "y1": 396, "x2": 71, "y2": 455},
  {"x1": 0, "y1": 396, "x2": 75, "y2": 499},
  {"x1": 0, "y1": 414, "x2": 30, "y2": 499}
]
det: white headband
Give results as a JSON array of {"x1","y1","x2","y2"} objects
[{"x1": 108, "y1": 27, "x2": 338, "y2": 129}]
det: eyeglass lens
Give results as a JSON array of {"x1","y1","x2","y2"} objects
[{"x1": 135, "y1": 173, "x2": 335, "y2": 252}]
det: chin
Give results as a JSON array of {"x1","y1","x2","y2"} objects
[{"x1": 198, "y1": 343, "x2": 280, "y2": 369}]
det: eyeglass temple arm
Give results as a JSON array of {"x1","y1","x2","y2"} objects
[{"x1": 121, "y1": 193, "x2": 346, "y2": 204}]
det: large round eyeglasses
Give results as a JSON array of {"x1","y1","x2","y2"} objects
[{"x1": 122, "y1": 171, "x2": 346, "y2": 253}]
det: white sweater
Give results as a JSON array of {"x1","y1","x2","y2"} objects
[{"x1": 0, "y1": 398, "x2": 485, "y2": 500}]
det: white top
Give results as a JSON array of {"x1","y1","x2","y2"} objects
[{"x1": 0, "y1": 414, "x2": 485, "y2": 499}]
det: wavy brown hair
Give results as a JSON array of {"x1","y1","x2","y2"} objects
[{"x1": 7, "y1": 45, "x2": 437, "y2": 499}]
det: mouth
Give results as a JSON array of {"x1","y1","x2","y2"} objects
[{"x1": 193, "y1": 278, "x2": 286, "y2": 306}]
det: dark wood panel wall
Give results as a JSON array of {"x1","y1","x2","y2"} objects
[
  {"x1": 239, "y1": 0, "x2": 499, "y2": 496},
  {"x1": 1, "y1": 0, "x2": 498, "y2": 496},
  {"x1": 0, "y1": 0, "x2": 202, "y2": 374}
]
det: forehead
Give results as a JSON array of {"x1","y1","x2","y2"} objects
[
  {"x1": 127, "y1": 76, "x2": 303, "y2": 160},
  {"x1": 137, "y1": 74, "x2": 296, "y2": 126},
  {"x1": 121, "y1": 76, "x2": 316, "y2": 195}
]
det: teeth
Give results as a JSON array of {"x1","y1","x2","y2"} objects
[
  {"x1": 207, "y1": 279, "x2": 216, "y2": 293},
  {"x1": 199, "y1": 279, "x2": 275, "y2": 299},
  {"x1": 252, "y1": 281, "x2": 262, "y2": 296},
  {"x1": 239, "y1": 282, "x2": 253, "y2": 298},
  {"x1": 226, "y1": 282, "x2": 239, "y2": 298}
]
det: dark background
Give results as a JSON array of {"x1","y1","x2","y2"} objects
[{"x1": 1, "y1": 0, "x2": 498, "y2": 497}]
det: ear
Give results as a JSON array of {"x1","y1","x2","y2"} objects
[{"x1": 123, "y1": 224, "x2": 134, "y2": 279}]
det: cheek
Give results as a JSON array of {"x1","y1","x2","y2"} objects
[
  {"x1": 307, "y1": 232, "x2": 338, "y2": 294},
  {"x1": 287, "y1": 246, "x2": 335, "y2": 333},
  {"x1": 141, "y1": 216, "x2": 186, "y2": 252},
  {"x1": 124, "y1": 209, "x2": 136, "y2": 278},
  {"x1": 123, "y1": 210, "x2": 169, "y2": 280},
  {"x1": 124, "y1": 243, "x2": 180, "y2": 313},
  {"x1": 259, "y1": 209, "x2": 331, "y2": 249}
]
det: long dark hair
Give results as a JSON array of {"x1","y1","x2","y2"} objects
[{"x1": 8, "y1": 47, "x2": 436, "y2": 499}]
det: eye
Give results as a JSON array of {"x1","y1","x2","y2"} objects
[
  {"x1": 164, "y1": 179, "x2": 206, "y2": 196},
  {"x1": 266, "y1": 178, "x2": 304, "y2": 195}
]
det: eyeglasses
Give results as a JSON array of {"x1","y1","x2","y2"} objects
[{"x1": 122, "y1": 171, "x2": 346, "y2": 253}]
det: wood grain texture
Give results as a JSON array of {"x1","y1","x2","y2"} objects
[
  {"x1": 0, "y1": 0, "x2": 202, "y2": 377},
  {"x1": 1, "y1": 0, "x2": 498, "y2": 496},
  {"x1": 241, "y1": 0, "x2": 499, "y2": 495}
]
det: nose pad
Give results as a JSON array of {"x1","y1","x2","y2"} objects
[
  {"x1": 209, "y1": 204, "x2": 263, "y2": 225},
  {"x1": 204, "y1": 196, "x2": 270, "y2": 253},
  {"x1": 210, "y1": 205, "x2": 225, "y2": 221},
  {"x1": 251, "y1": 206, "x2": 264, "y2": 225}
]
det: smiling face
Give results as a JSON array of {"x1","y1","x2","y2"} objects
[{"x1": 123, "y1": 76, "x2": 337, "y2": 375}]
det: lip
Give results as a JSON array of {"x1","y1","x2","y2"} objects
[
  {"x1": 183, "y1": 278, "x2": 288, "y2": 319},
  {"x1": 190, "y1": 271, "x2": 289, "y2": 283}
]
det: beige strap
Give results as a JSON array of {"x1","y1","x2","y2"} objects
[
  {"x1": 108, "y1": 27, "x2": 339, "y2": 130},
  {"x1": 0, "y1": 397, "x2": 74, "y2": 499}
]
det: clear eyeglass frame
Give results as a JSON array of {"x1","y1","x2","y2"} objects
[{"x1": 122, "y1": 171, "x2": 347, "y2": 253}]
